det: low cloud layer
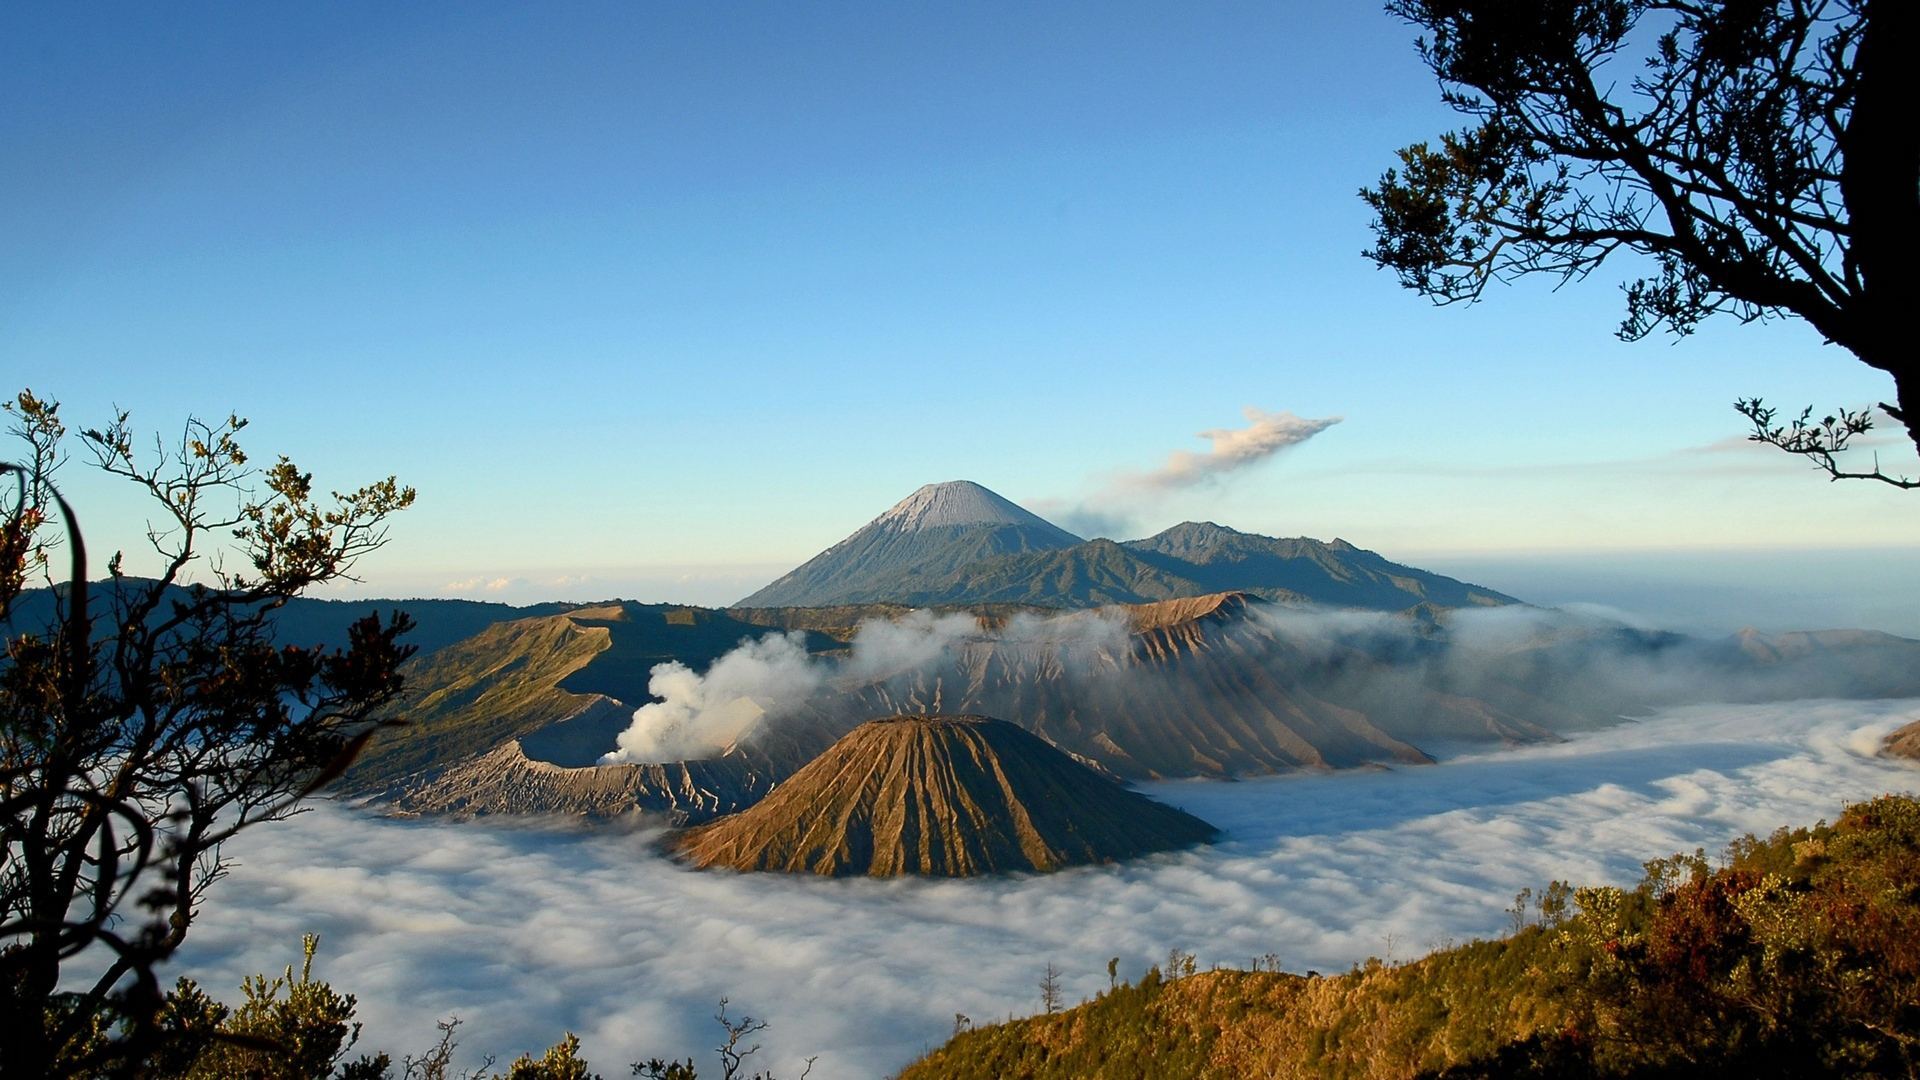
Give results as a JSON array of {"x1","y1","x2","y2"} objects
[{"x1": 180, "y1": 698, "x2": 1920, "y2": 1077}]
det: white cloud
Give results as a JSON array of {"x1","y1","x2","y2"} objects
[
  {"x1": 176, "y1": 698, "x2": 1920, "y2": 1077},
  {"x1": 602, "y1": 631, "x2": 823, "y2": 764},
  {"x1": 1041, "y1": 406, "x2": 1343, "y2": 538},
  {"x1": 1132, "y1": 407, "x2": 1341, "y2": 491},
  {"x1": 440, "y1": 576, "x2": 519, "y2": 593}
]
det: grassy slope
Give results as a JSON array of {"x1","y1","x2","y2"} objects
[
  {"x1": 340, "y1": 603, "x2": 841, "y2": 793},
  {"x1": 902, "y1": 794, "x2": 1920, "y2": 1079},
  {"x1": 339, "y1": 611, "x2": 613, "y2": 793}
]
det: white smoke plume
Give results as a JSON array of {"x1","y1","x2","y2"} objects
[
  {"x1": 1131, "y1": 407, "x2": 1341, "y2": 490},
  {"x1": 600, "y1": 608, "x2": 1141, "y2": 763},
  {"x1": 840, "y1": 609, "x2": 983, "y2": 682},
  {"x1": 602, "y1": 632, "x2": 822, "y2": 764}
]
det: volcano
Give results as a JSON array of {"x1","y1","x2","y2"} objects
[
  {"x1": 668, "y1": 714, "x2": 1218, "y2": 877},
  {"x1": 736, "y1": 481, "x2": 1085, "y2": 608},
  {"x1": 735, "y1": 481, "x2": 1515, "y2": 611}
]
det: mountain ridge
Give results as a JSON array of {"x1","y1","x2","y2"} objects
[{"x1": 738, "y1": 481, "x2": 1517, "y2": 612}]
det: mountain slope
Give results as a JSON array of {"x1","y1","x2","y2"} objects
[
  {"x1": 339, "y1": 602, "x2": 839, "y2": 796},
  {"x1": 881, "y1": 538, "x2": 1208, "y2": 606},
  {"x1": 815, "y1": 594, "x2": 1452, "y2": 778},
  {"x1": 737, "y1": 481, "x2": 1084, "y2": 607},
  {"x1": 736, "y1": 483, "x2": 1517, "y2": 612},
  {"x1": 901, "y1": 795, "x2": 1920, "y2": 1079},
  {"x1": 669, "y1": 715, "x2": 1218, "y2": 876},
  {"x1": 1125, "y1": 521, "x2": 1516, "y2": 609}
]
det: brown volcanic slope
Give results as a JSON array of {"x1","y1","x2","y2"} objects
[
  {"x1": 671, "y1": 715, "x2": 1219, "y2": 877},
  {"x1": 339, "y1": 602, "x2": 839, "y2": 817},
  {"x1": 1888, "y1": 718, "x2": 1920, "y2": 762},
  {"x1": 810, "y1": 592, "x2": 1530, "y2": 779}
]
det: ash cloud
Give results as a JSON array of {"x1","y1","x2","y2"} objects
[{"x1": 180, "y1": 699, "x2": 1920, "y2": 1077}]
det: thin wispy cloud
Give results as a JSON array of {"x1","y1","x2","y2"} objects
[
  {"x1": 441, "y1": 576, "x2": 518, "y2": 593},
  {"x1": 177, "y1": 699, "x2": 1920, "y2": 1077},
  {"x1": 1129, "y1": 407, "x2": 1342, "y2": 491},
  {"x1": 1043, "y1": 406, "x2": 1343, "y2": 538}
]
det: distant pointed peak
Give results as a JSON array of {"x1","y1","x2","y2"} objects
[{"x1": 873, "y1": 481, "x2": 1076, "y2": 535}]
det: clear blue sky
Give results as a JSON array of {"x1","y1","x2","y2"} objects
[{"x1": 5, "y1": 2, "x2": 1916, "y2": 625}]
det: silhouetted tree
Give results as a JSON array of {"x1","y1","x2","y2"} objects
[
  {"x1": 1362, "y1": 1, "x2": 1918, "y2": 485},
  {"x1": 1039, "y1": 963, "x2": 1063, "y2": 1015},
  {"x1": 1, "y1": 389, "x2": 415, "y2": 1077}
]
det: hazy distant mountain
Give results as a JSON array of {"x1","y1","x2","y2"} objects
[
  {"x1": 4, "y1": 577, "x2": 575, "y2": 659},
  {"x1": 669, "y1": 715, "x2": 1218, "y2": 877},
  {"x1": 736, "y1": 481, "x2": 1085, "y2": 608},
  {"x1": 1125, "y1": 521, "x2": 1516, "y2": 609},
  {"x1": 736, "y1": 480, "x2": 1516, "y2": 612}
]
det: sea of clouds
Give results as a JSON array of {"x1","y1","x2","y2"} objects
[{"x1": 175, "y1": 697, "x2": 1920, "y2": 1077}]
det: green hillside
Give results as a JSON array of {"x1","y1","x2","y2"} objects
[{"x1": 903, "y1": 793, "x2": 1920, "y2": 1079}]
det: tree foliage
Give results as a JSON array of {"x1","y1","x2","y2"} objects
[
  {"x1": 1361, "y1": 0, "x2": 1919, "y2": 473},
  {"x1": 904, "y1": 792, "x2": 1920, "y2": 1078},
  {"x1": 1, "y1": 389, "x2": 416, "y2": 1076}
]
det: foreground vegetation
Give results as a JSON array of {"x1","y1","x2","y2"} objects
[
  {"x1": 905, "y1": 793, "x2": 1920, "y2": 1079},
  {"x1": 100, "y1": 934, "x2": 802, "y2": 1080}
]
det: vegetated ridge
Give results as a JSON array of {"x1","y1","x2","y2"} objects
[
  {"x1": 902, "y1": 794, "x2": 1920, "y2": 1078},
  {"x1": 669, "y1": 715, "x2": 1218, "y2": 877},
  {"x1": 337, "y1": 602, "x2": 838, "y2": 806},
  {"x1": 735, "y1": 481, "x2": 1516, "y2": 610}
]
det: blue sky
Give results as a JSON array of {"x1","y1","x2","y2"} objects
[{"x1": 5, "y1": 2, "x2": 1917, "y2": 624}]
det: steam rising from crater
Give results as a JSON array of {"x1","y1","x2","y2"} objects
[
  {"x1": 603, "y1": 632, "x2": 822, "y2": 763},
  {"x1": 602, "y1": 595, "x2": 1920, "y2": 767},
  {"x1": 600, "y1": 609, "x2": 1134, "y2": 765}
]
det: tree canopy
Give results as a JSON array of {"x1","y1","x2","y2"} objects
[
  {"x1": 1361, "y1": 0, "x2": 1917, "y2": 482},
  {"x1": 1, "y1": 390, "x2": 416, "y2": 1076}
]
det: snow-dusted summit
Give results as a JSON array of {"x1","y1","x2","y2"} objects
[
  {"x1": 734, "y1": 481, "x2": 1084, "y2": 608},
  {"x1": 874, "y1": 481, "x2": 1079, "y2": 540},
  {"x1": 734, "y1": 481, "x2": 1518, "y2": 611}
]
